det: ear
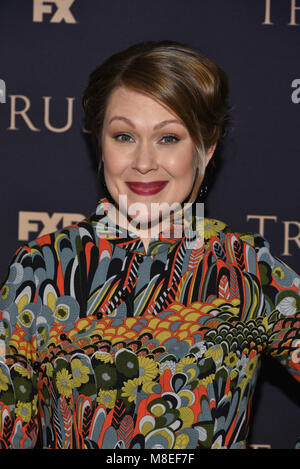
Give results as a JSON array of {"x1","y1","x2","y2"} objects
[{"x1": 205, "y1": 143, "x2": 217, "y2": 167}]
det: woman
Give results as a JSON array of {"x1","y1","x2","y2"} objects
[{"x1": 0, "y1": 40, "x2": 299, "y2": 450}]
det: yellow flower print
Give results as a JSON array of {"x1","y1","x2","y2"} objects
[
  {"x1": 238, "y1": 376, "x2": 248, "y2": 393},
  {"x1": 94, "y1": 352, "x2": 114, "y2": 364},
  {"x1": 15, "y1": 401, "x2": 32, "y2": 423},
  {"x1": 239, "y1": 234, "x2": 254, "y2": 246},
  {"x1": 178, "y1": 406, "x2": 195, "y2": 429},
  {"x1": 198, "y1": 374, "x2": 215, "y2": 387},
  {"x1": 204, "y1": 219, "x2": 226, "y2": 240},
  {"x1": 224, "y1": 352, "x2": 238, "y2": 368},
  {"x1": 138, "y1": 356, "x2": 159, "y2": 382},
  {"x1": 121, "y1": 377, "x2": 143, "y2": 403},
  {"x1": 71, "y1": 359, "x2": 90, "y2": 388},
  {"x1": 96, "y1": 389, "x2": 117, "y2": 409},
  {"x1": 177, "y1": 356, "x2": 198, "y2": 381},
  {"x1": 38, "y1": 327, "x2": 48, "y2": 347},
  {"x1": 18, "y1": 309, "x2": 34, "y2": 329},
  {"x1": 272, "y1": 266, "x2": 285, "y2": 280},
  {"x1": 32, "y1": 394, "x2": 38, "y2": 416},
  {"x1": 56, "y1": 368, "x2": 73, "y2": 398},
  {"x1": 54, "y1": 304, "x2": 69, "y2": 321},
  {"x1": 246, "y1": 355, "x2": 258, "y2": 379},
  {"x1": 174, "y1": 433, "x2": 190, "y2": 449},
  {"x1": 204, "y1": 344, "x2": 223, "y2": 362},
  {"x1": 0, "y1": 285, "x2": 9, "y2": 300},
  {"x1": 45, "y1": 363, "x2": 53, "y2": 378},
  {"x1": 0, "y1": 369, "x2": 9, "y2": 392},
  {"x1": 177, "y1": 356, "x2": 196, "y2": 372},
  {"x1": 14, "y1": 365, "x2": 31, "y2": 379},
  {"x1": 142, "y1": 380, "x2": 159, "y2": 394}
]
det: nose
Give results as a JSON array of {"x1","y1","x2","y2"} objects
[{"x1": 131, "y1": 140, "x2": 158, "y2": 174}]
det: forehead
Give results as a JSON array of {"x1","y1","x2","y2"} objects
[{"x1": 104, "y1": 86, "x2": 179, "y2": 120}]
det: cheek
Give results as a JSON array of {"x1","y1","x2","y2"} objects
[
  {"x1": 102, "y1": 138, "x2": 128, "y2": 176},
  {"x1": 165, "y1": 147, "x2": 195, "y2": 179}
]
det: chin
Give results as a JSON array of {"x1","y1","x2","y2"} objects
[{"x1": 129, "y1": 214, "x2": 160, "y2": 228}]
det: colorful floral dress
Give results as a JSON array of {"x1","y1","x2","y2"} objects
[{"x1": 0, "y1": 197, "x2": 299, "y2": 449}]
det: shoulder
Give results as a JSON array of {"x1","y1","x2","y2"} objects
[
  {"x1": 204, "y1": 217, "x2": 299, "y2": 286},
  {"x1": 23, "y1": 213, "x2": 96, "y2": 254},
  {"x1": 202, "y1": 217, "x2": 264, "y2": 249},
  {"x1": 1, "y1": 214, "x2": 98, "y2": 283},
  {"x1": 201, "y1": 217, "x2": 274, "y2": 274}
]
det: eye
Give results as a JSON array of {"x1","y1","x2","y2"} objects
[
  {"x1": 113, "y1": 133, "x2": 133, "y2": 143},
  {"x1": 160, "y1": 135, "x2": 180, "y2": 144}
]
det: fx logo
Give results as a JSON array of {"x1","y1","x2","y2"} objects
[
  {"x1": 0, "y1": 79, "x2": 6, "y2": 103},
  {"x1": 19, "y1": 211, "x2": 85, "y2": 241},
  {"x1": 33, "y1": 0, "x2": 77, "y2": 23}
]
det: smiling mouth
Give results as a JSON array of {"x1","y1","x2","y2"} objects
[{"x1": 125, "y1": 181, "x2": 168, "y2": 195}]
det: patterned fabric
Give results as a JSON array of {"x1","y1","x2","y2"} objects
[{"x1": 0, "y1": 196, "x2": 299, "y2": 449}]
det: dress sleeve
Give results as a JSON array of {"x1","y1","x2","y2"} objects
[
  {"x1": 0, "y1": 246, "x2": 40, "y2": 449},
  {"x1": 253, "y1": 233, "x2": 300, "y2": 382}
]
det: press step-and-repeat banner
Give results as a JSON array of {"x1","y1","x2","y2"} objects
[{"x1": 0, "y1": 0, "x2": 299, "y2": 448}]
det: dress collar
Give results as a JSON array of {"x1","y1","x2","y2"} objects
[{"x1": 89, "y1": 196, "x2": 204, "y2": 256}]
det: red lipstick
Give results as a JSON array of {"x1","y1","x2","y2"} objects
[{"x1": 125, "y1": 181, "x2": 168, "y2": 195}]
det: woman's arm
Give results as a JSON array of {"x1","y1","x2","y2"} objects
[
  {"x1": 253, "y1": 233, "x2": 300, "y2": 382},
  {"x1": 0, "y1": 246, "x2": 41, "y2": 449}
]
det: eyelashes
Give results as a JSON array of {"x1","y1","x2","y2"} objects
[
  {"x1": 161, "y1": 135, "x2": 180, "y2": 144},
  {"x1": 113, "y1": 133, "x2": 133, "y2": 143},
  {"x1": 112, "y1": 133, "x2": 180, "y2": 145}
]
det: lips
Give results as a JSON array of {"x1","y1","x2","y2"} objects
[{"x1": 125, "y1": 181, "x2": 168, "y2": 195}]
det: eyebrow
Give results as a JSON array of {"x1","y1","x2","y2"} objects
[{"x1": 107, "y1": 116, "x2": 185, "y2": 130}]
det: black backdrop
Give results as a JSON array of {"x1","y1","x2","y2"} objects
[{"x1": 0, "y1": 0, "x2": 299, "y2": 449}]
